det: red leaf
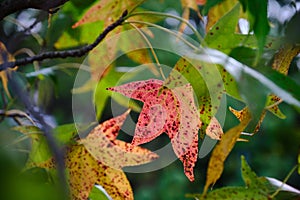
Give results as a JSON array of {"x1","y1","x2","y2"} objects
[{"x1": 108, "y1": 79, "x2": 201, "y2": 181}]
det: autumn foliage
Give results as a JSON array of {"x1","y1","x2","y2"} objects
[{"x1": 0, "y1": 0, "x2": 300, "y2": 199}]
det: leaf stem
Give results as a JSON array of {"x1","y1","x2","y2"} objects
[
  {"x1": 0, "y1": 10, "x2": 128, "y2": 71},
  {"x1": 265, "y1": 99, "x2": 283, "y2": 110},
  {"x1": 270, "y1": 164, "x2": 298, "y2": 198},
  {"x1": 127, "y1": 22, "x2": 166, "y2": 80},
  {"x1": 126, "y1": 11, "x2": 204, "y2": 44},
  {"x1": 124, "y1": 20, "x2": 199, "y2": 51}
]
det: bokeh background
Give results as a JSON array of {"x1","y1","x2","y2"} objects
[{"x1": 0, "y1": 0, "x2": 299, "y2": 199}]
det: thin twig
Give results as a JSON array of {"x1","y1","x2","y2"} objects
[
  {"x1": 270, "y1": 164, "x2": 298, "y2": 198},
  {"x1": 0, "y1": 10, "x2": 128, "y2": 71},
  {"x1": 0, "y1": 109, "x2": 36, "y2": 125},
  {"x1": 127, "y1": 11, "x2": 204, "y2": 44},
  {"x1": 127, "y1": 22, "x2": 165, "y2": 79},
  {"x1": 124, "y1": 20, "x2": 199, "y2": 51}
]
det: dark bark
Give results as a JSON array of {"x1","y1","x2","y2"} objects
[
  {"x1": 0, "y1": 0, "x2": 69, "y2": 20},
  {"x1": 0, "y1": 10, "x2": 128, "y2": 71}
]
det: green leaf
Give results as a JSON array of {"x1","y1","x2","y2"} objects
[
  {"x1": 229, "y1": 47, "x2": 257, "y2": 66},
  {"x1": 13, "y1": 126, "x2": 51, "y2": 164},
  {"x1": 217, "y1": 65, "x2": 241, "y2": 100},
  {"x1": 238, "y1": 0, "x2": 270, "y2": 61},
  {"x1": 298, "y1": 149, "x2": 300, "y2": 175},
  {"x1": 285, "y1": 12, "x2": 300, "y2": 45},
  {"x1": 89, "y1": 186, "x2": 110, "y2": 200},
  {"x1": 52, "y1": 2, "x2": 104, "y2": 49},
  {"x1": 94, "y1": 67, "x2": 141, "y2": 120},
  {"x1": 238, "y1": 71, "x2": 268, "y2": 128},
  {"x1": 205, "y1": 2, "x2": 241, "y2": 53},
  {"x1": 14, "y1": 124, "x2": 78, "y2": 165},
  {"x1": 241, "y1": 155, "x2": 269, "y2": 191},
  {"x1": 190, "y1": 48, "x2": 300, "y2": 109},
  {"x1": 204, "y1": 2, "x2": 271, "y2": 55},
  {"x1": 188, "y1": 187, "x2": 268, "y2": 199},
  {"x1": 261, "y1": 69, "x2": 300, "y2": 103},
  {"x1": 53, "y1": 123, "x2": 78, "y2": 145},
  {"x1": 265, "y1": 95, "x2": 286, "y2": 119},
  {"x1": 165, "y1": 57, "x2": 224, "y2": 134},
  {"x1": 38, "y1": 76, "x2": 54, "y2": 109}
]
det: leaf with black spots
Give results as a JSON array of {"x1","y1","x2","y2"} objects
[
  {"x1": 165, "y1": 57, "x2": 224, "y2": 138},
  {"x1": 188, "y1": 187, "x2": 268, "y2": 200},
  {"x1": 203, "y1": 110, "x2": 251, "y2": 194},
  {"x1": 72, "y1": 0, "x2": 156, "y2": 75},
  {"x1": 205, "y1": 0, "x2": 238, "y2": 34},
  {"x1": 108, "y1": 79, "x2": 200, "y2": 181},
  {"x1": 73, "y1": 0, "x2": 143, "y2": 28},
  {"x1": 241, "y1": 155, "x2": 269, "y2": 191},
  {"x1": 205, "y1": 117, "x2": 223, "y2": 140},
  {"x1": 33, "y1": 111, "x2": 158, "y2": 199}
]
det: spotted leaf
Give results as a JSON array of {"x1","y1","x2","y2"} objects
[
  {"x1": 34, "y1": 111, "x2": 158, "y2": 200},
  {"x1": 203, "y1": 109, "x2": 251, "y2": 194},
  {"x1": 205, "y1": 117, "x2": 223, "y2": 140},
  {"x1": 73, "y1": 0, "x2": 143, "y2": 28},
  {"x1": 229, "y1": 106, "x2": 265, "y2": 134},
  {"x1": 107, "y1": 79, "x2": 201, "y2": 181}
]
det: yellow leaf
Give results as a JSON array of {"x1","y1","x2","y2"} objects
[
  {"x1": 178, "y1": 7, "x2": 190, "y2": 34},
  {"x1": 33, "y1": 111, "x2": 158, "y2": 199},
  {"x1": 179, "y1": 0, "x2": 203, "y2": 34},
  {"x1": 230, "y1": 44, "x2": 300, "y2": 127},
  {"x1": 265, "y1": 44, "x2": 300, "y2": 119},
  {"x1": 206, "y1": 0, "x2": 238, "y2": 32},
  {"x1": 0, "y1": 42, "x2": 17, "y2": 98},
  {"x1": 272, "y1": 44, "x2": 300, "y2": 75},
  {"x1": 181, "y1": 0, "x2": 202, "y2": 17},
  {"x1": 265, "y1": 95, "x2": 286, "y2": 119},
  {"x1": 203, "y1": 109, "x2": 251, "y2": 195},
  {"x1": 229, "y1": 106, "x2": 265, "y2": 134}
]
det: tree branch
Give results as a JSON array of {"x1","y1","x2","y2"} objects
[
  {"x1": 0, "y1": 10, "x2": 128, "y2": 71},
  {"x1": 0, "y1": 10, "x2": 128, "y2": 198},
  {"x1": 8, "y1": 71, "x2": 70, "y2": 198},
  {"x1": 0, "y1": 0, "x2": 69, "y2": 21}
]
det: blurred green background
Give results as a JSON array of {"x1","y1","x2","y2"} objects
[{"x1": 0, "y1": 0, "x2": 299, "y2": 199}]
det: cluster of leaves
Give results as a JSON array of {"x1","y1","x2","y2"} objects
[
  {"x1": 188, "y1": 156, "x2": 300, "y2": 200},
  {"x1": 0, "y1": 0, "x2": 300, "y2": 199}
]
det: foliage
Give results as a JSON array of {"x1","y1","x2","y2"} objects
[
  {"x1": 188, "y1": 156, "x2": 300, "y2": 199},
  {"x1": 0, "y1": 0, "x2": 299, "y2": 199}
]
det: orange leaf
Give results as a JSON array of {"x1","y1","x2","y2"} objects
[
  {"x1": 35, "y1": 111, "x2": 158, "y2": 199},
  {"x1": 203, "y1": 109, "x2": 251, "y2": 194}
]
